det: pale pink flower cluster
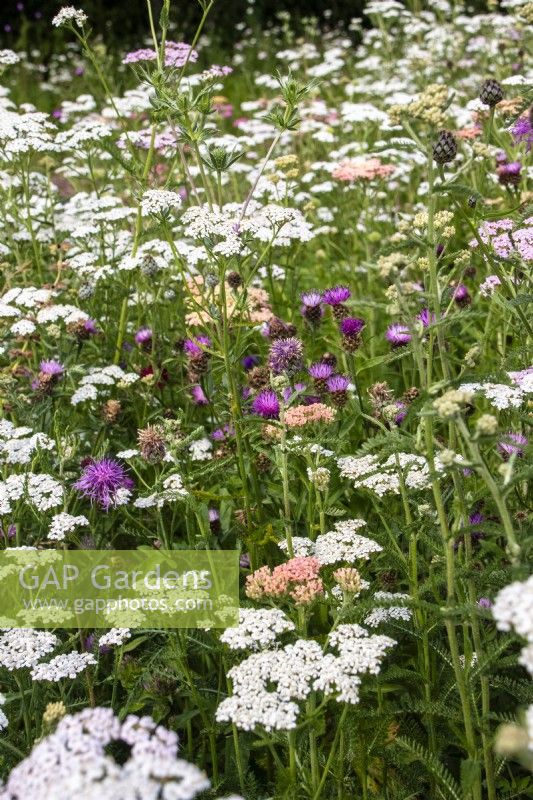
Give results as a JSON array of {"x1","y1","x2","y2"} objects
[
  {"x1": 332, "y1": 158, "x2": 395, "y2": 182},
  {"x1": 123, "y1": 42, "x2": 198, "y2": 68},
  {"x1": 473, "y1": 217, "x2": 533, "y2": 262},
  {"x1": 284, "y1": 403, "x2": 336, "y2": 427},
  {"x1": 246, "y1": 556, "x2": 324, "y2": 605}
]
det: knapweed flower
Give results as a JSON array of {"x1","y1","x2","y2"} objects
[
  {"x1": 497, "y1": 161, "x2": 521, "y2": 187},
  {"x1": 453, "y1": 284, "x2": 471, "y2": 306},
  {"x1": 184, "y1": 335, "x2": 211, "y2": 376},
  {"x1": 241, "y1": 354, "x2": 260, "y2": 371},
  {"x1": 268, "y1": 337, "x2": 303, "y2": 376},
  {"x1": 33, "y1": 359, "x2": 64, "y2": 395},
  {"x1": 39, "y1": 359, "x2": 64, "y2": 377},
  {"x1": 327, "y1": 374, "x2": 350, "y2": 407},
  {"x1": 252, "y1": 390, "x2": 280, "y2": 419},
  {"x1": 309, "y1": 362, "x2": 334, "y2": 394},
  {"x1": 67, "y1": 318, "x2": 98, "y2": 341},
  {"x1": 498, "y1": 432, "x2": 528, "y2": 459},
  {"x1": 417, "y1": 308, "x2": 436, "y2": 327},
  {"x1": 190, "y1": 384, "x2": 208, "y2": 405},
  {"x1": 323, "y1": 286, "x2": 351, "y2": 319},
  {"x1": 300, "y1": 290, "x2": 323, "y2": 325},
  {"x1": 511, "y1": 113, "x2": 533, "y2": 151},
  {"x1": 386, "y1": 324, "x2": 411, "y2": 347},
  {"x1": 340, "y1": 317, "x2": 364, "y2": 352},
  {"x1": 134, "y1": 327, "x2": 153, "y2": 348},
  {"x1": 73, "y1": 457, "x2": 133, "y2": 510}
]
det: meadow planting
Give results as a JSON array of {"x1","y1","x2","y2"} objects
[{"x1": 0, "y1": 1, "x2": 531, "y2": 797}]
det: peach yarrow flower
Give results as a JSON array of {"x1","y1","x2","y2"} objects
[{"x1": 332, "y1": 158, "x2": 395, "y2": 182}]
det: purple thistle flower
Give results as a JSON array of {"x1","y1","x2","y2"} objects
[
  {"x1": 83, "y1": 319, "x2": 98, "y2": 336},
  {"x1": 498, "y1": 431, "x2": 527, "y2": 459},
  {"x1": 134, "y1": 327, "x2": 153, "y2": 345},
  {"x1": 252, "y1": 390, "x2": 280, "y2": 419},
  {"x1": 39, "y1": 359, "x2": 64, "y2": 376},
  {"x1": 309, "y1": 362, "x2": 334, "y2": 380},
  {"x1": 417, "y1": 308, "x2": 435, "y2": 327},
  {"x1": 327, "y1": 374, "x2": 350, "y2": 392},
  {"x1": 301, "y1": 290, "x2": 322, "y2": 308},
  {"x1": 497, "y1": 160, "x2": 521, "y2": 186},
  {"x1": 340, "y1": 317, "x2": 364, "y2": 336},
  {"x1": 300, "y1": 290, "x2": 323, "y2": 325},
  {"x1": 183, "y1": 336, "x2": 211, "y2": 357},
  {"x1": 282, "y1": 382, "x2": 306, "y2": 403},
  {"x1": 73, "y1": 457, "x2": 134, "y2": 511},
  {"x1": 242, "y1": 355, "x2": 260, "y2": 371},
  {"x1": 209, "y1": 507, "x2": 221, "y2": 533},
  {"x1": 394, "y1": 401, "x2": 408, "y2": 425},
  {"x1": 211, "y1": 424, "x2": 235, "y2": 441},
  {"x1": 386, "y1": 324, "x2": 411, "y2": 347},
  {"x1": 190, "y1": 384, "x2": 208, "y2": 405},
  {"x1": 511, "y1": 114, "x2": 533, "y2": 151},
  {"x1": 327, "y1": 374, "x2": 350, "y2": 407},
  {"x1": 478, "y1": 597, "x2": 492, "y2": 610},
  {"x1": 268, "y1": 337, "x2": 303, "y2": 376},
  {"x1": 453, "y1": 284, "x2": 471, "y2": 306},
  {"x1": 322, "y1": 286, "x2": 351, "y2": 306}
]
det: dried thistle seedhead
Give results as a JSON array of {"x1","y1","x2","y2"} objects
[
  {"x1": 268, "y1": 317, "x2": 297, "y2": 340},
  {"x1": 403, "y1": 387, "x2": 420, "y2": 403},
  {"x1": 137, "y1": 425, "x2": 167, "y2": 463},
  {"x1": 101, "y1": 399, "x2": 122, "y2": 424},
  {"x1": 248, "y1": 366, "x2": 270, "y2": 390},
  {"x1": 368, "y1": 381, "x2": 394, "y2": 411}
]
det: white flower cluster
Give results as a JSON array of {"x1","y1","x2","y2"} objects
[
  {"x1": 0, "y1": 472, "x2": 64, "y2": 515},
  {"x1": 31, "y1": 652, "x2": 97, "y2": 681},
  {"x1": 0, "y1": 629, "x2": 58, "y2": 670},
  {"x1": 181, "y1": 200, "x2": 314, "y2": 258},
  {"x1": 217, "y1": 625, "x2": 396, "y2": 730},
  {"x1": 0, "y1": 707, "x2": 211, "y2": 800},
  {"x1": 460, "y1": 382, "x2": 527, "y2": 410},
  {"x1": 493, "y1": 575, "x2": 533, "y2": 676},
  {"x1": 98, "y1": 628, "x2": 132, "y2": 648},
  {"x1": 70, "y1": 364, "x2": 139, "y2": 405},
  {"x1": 338, "y1": 452, "x2": 443, "y2": 496},
  {"x1": 0, "y1": 693, "x2": 7, "y2": 731},
  {"x1": 0, "y1": 50, "x2": 20, "y2": 67},
  {"x1": 508, "y1": 368, "x2": 533, "y2": 394},
  {"x1": 189, "y1": 437, "x2": 213, "y2": 461},
  {"x1": 0, "y1": 421, "x2": 54, "y2": 465},
  {"x1": 315, "y1": 519, "x2": 382, "y2": 564},
  {"x1": 315, "y1": 624, "x2": 396, "y2": 704},
  {"x1": 133, "y1": 472, "x2": 188, "y2": 508},
  {"x1": 216, "y1": 639, "x2": 324, "y2": 731},
  {"x1": 51, "y1": 6, "x2": 88, "y2": 27},
  {"x1": 220, "y1": 608, "x2": 295, "y2": 650},
  {"x1": 140, "y1": 189, "x2": 183, "y2": 217},
  {"x1": 365, "y1": 592, "x2": 412, "y2": 627},
  {"x1": 47, "y1": 512, "x2": 89, "y2": 542},
  {"x1": 278, "y1": 536, "x2": 315, "y2": 557}
]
